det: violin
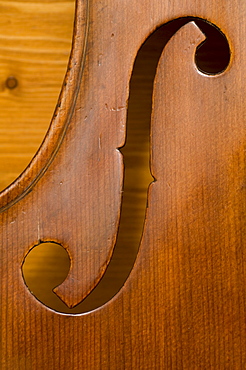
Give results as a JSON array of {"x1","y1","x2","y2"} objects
[{"x1": 1, "y1": 0, "x2": 246, "y2": 368}]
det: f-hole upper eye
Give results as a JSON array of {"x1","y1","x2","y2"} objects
[
  {"x1": 153, "y1": 17, "x2": 230, "y2": 75},
  {"x1": 194, "y1": 19, "x2": 230, "y2": 74}
]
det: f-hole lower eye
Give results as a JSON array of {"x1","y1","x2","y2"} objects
[
  {"x1": 22, "y1": 17, "x2": 230, "y2": 314},
  {"x1": 22, "y1": 242, "x2": 71, "y2": 311}
]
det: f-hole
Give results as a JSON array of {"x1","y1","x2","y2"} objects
[{"x1": 22, "y1": 18, "x2": 230, "y2": 313}]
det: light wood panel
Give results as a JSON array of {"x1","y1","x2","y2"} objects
[{"x1": 0, "y1": 0, "x2": 75, "y2": 191}]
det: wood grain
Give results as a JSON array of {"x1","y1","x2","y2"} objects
[
  {"x1": 1, "y1": 0, "x2": 246, "y2": 369},
  {"x1": 0, "y1": 0, "x2": 75, "y2": 191}
]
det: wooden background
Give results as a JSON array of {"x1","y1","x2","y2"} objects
[{"x1": 0, "y1": 0, "x2": 75, "y2": 191}]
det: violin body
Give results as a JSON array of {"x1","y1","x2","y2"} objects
[{"x1": 1, "y1": 0, "x2": 246, "y2": 368}]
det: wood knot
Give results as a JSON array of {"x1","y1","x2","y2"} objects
[{"x1": 5, "y1": 76, "x2": 18, "y2": 90}]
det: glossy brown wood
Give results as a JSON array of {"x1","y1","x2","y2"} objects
[{"x1": 1, "y1": 0, "x2": 246, "y2": 368}]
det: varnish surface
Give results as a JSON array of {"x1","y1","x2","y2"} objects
[{"x1": 1, "y1": 0, "x2": 246, "y2": 369}]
